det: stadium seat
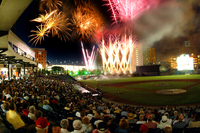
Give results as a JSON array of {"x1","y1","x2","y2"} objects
[
  {"x1": 184, "y1": 127, "x2": 200, "y2": 133},
  {"x1": 172, "y1": 128, "x2": 184, "y2": 133},
  {"x1": 131, "y1": 124, "x2": 142, "y2": 133}
]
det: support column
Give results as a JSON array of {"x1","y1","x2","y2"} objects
[
  {"x1": 11, "y1": 65, "x2": 13, "y2": 79},
  {"x1": 24, "y1": 64, "x2": 25, "y2": 77},
  {"x1": 7, "y1": 64, "x2": 10, "y2": 80}
]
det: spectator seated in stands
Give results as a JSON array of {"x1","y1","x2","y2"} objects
[
  {"x1": 60, "y1": 119, "x2": 70, "y2": 133},
  {"x1": 184, "y1": 113, "x2": 194, "y2": 126},
  {"x1": 28, "y1": 105, "x2": 37, "y2": 120},
  {"x1": 115, "y1": 117, "x2": 132, "y2": 133},
  {"x1": 93, "y1": 120, "x2": 103, "y2": 133},
  {"x1": 157, "y1": 116, "x2": 169, "y2": 129},
  {"x1": 1, "y1": 102, "x2": 9, "y2": 113},
  {"x1": 144, "y1": 115, "x2": 157, "y2": 129},
  {"x1": 91, "y1": 113, "x2": 101, "y2": 128},
  {"x1": 38, "y1": 98, "x2": 43, "y2": 108},
  {"x1": 35, "y1": 117, "x2": 50, "y2": 133},
  {"x1": 87, "y1": 109, "x2": 94, "y2": 120},
  {"x1": 35, "y1": 110, "x2": 43, "y2": 119},
  {"x1": 121, "y1": 107, "x2": 128, "y2": 117},
  {"x1": 64, "y1": 103, "x2": 70, "y2": 111},
  {"x1": 82, "y1": 116, "x2": 93, "y2": 133},
  {"x1": 52, "y1": 126, "x2": 61, "y2": 133},
  {"x1": 43, "y1": 100, "x2": 53, "y2": 112},
  {"x1": 21, "y1": 101, "x2": 30, "y2": 116},
  {"x1": 103, "y1": 115, "x2": 118, "y2": 133},
  {"x1": 71, "y1": 120, "x2": 83, "y2": 133},
  {"x1": 136, "y1": 115, "x2": 146, "y2": 125},
  {"x1": 6, "y1": 102, "x2": 26, "y2": 131},
  {"x1": 140, "y1": 124, "x2": 148, "y2": 133},
  {"x1": 188, "y1": 114, "x2": 200, "y2": 128},
  {"x1": 96, "y1": 122, "x2": 110, "y2": 133},
  {"x1": 162, "y1": 112, "x2": 172, "y2": 126},
  {"x1": 173, "y1": 114, "x2": 186, "y2": 129},
  {"x1": 164, "y1": 125, "x2": 172, "y2": 133}
]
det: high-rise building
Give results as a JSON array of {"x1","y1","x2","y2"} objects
[
  {"x1": 171, "y1": 57, "x2": 177, "y2": 69},
  {"x1": 131, "y1": 43, "x2": 143, "y2": 72},
  {"x1": 197, "y1": 55, "x2": 200, "y2": 68},
  {"x1": 150, "y1": 47, "x2": 156, "y2": 64},
  {"x1": 32, "y1": 48, "x2": 47, "y2": 68},
  {"x1": 143, "y1": 47, "x2": 156, "y2": 65}
]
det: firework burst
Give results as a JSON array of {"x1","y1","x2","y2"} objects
[
  {"x1": 31, "y1": 9, "x2": 57, "y2": 23},
  {"x1": 72, "y1": 0, "x2": 103, "y2": 41},
  {"x1": 104, "y1": 0, "x2": 159, "y2": 24},
  {"x1": 45, "y1": 10, "x2": 71, "y2": 41},
  {"x1": 39, "y1": 0, "x2": 63, "y2": 12},
  {"x1": 100, "y1": 33, "x2": 137, "y2": 74},
  {"x1": 29, "y1": 10, "x2": 71, "y2": 45},
  {"x1": 29, "y1": 25, "x2": 49, "y2": 45}
]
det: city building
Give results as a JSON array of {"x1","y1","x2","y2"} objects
[
  {"x1": 131, "y1": 43, "x2": 143, "y2": 73},
  {"x1": 32, "y1": 48, "x2": 47, "y2": 68},
  {"x1": 171, "y1": 57, "x2": 177, "y2": 69},
  {"x1": 143, "y1": 47, "x2": 156, "y2": 66},
  {"x1": 0, "y1": 0, "x2": 37, "y2": 80}
]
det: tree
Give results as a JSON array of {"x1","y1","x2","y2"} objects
[{"x1": 51, "y1": 66, "x2": 64, "y2": 74}]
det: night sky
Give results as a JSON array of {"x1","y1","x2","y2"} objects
[{"x1": 12, "y1": 0, "x2": 200, "y2": 65}]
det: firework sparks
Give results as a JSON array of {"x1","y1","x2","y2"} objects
[
  {"x1": 100, "y1": 34, "x2": 136, "y2": 74},
  {"x1": 45, "y1": 10, "x2": 71, "y2": 41},
  {"x1": 29, "y1": 10, "x2": 71, "y2": 45},
  {"x1": 72, "y1": 0, "x2": 103, "y2": 41},
  {"x1": 39, "y1": 0, "x2": 63, "y2": 12},
  {"x1": 104, "y1": 0, "x2": 158, "y2": 24},
  {"x1": 31, "y1": 9, "x2": 57, "y2": 23},
  {"x1": 81, "y1": 42, "x2": 96, "y2": 70},
  {"x1": 29, "y1": 25, "x2": 49, "y2": 45}
]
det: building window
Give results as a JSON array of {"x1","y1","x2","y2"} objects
[{"x1": 38, "y1": 51, "x2": 42, "y2": 54}]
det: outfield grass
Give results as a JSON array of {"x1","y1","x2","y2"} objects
[
  {"x1": 124, "y1": 81, "x2": 195, "y2": 90},
  {"x1": 79, "y1": 75, "x2": 200, "y2": 106}
]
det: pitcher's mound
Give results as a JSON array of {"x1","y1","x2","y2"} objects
[{"x1": 156, "y1": 89, "x2": 187, "y2": 95}]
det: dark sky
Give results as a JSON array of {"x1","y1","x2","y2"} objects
[
  {"x1": 13, "y1": 0, "x2": 110, "y2": 65},
  {"x1": 13, "y1": 0, "x2": 200, "y2": 65}
]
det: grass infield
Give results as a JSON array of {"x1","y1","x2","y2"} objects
[{"x1": 79, "y1": 74, "x2": 200, "y2": 106}]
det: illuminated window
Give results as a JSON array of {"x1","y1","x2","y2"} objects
[{"x1": 38, "y1": 51, "x2": 42, "y2": 54}]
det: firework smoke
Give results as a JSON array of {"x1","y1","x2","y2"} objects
[{"x1": 132, "y1": 0, "x2": 197, "y2": 47}]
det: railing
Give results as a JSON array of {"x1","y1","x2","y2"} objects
[{"x1": 8, "y1": 41, "x2": 35, "y2": 61}]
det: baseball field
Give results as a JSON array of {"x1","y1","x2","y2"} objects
[{"x1": 79, "y1": 74, "x2": 200, "y2": 106}]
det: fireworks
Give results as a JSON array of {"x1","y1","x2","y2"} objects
[
  {"x1": 39, "y1": 0, "x2": 63, "y2": 12},
  {"x1": 81, "y1": 42, "x2": 96, "y2": 70},
  {"x1": 100, "y1": 34, "x2": 136, "y2": 74},
  {"x1": 104, "y1": 0, "x2": 157, "y2": 24},
  {"x1": 72, "y1": 0, "x2": 103, "y2": 41},
  {"x1": 29, "y1": 25, "x2": 49, "y2": 45},
  {"x1": 31, "y1": 10, "x2": 57, "y2": 23},
  {"x1": 29, "y1": 10, "x2": 71, "y2": 45},
  {"x1": 45, "y1": 10, "x2": 71, "y2": 41}
]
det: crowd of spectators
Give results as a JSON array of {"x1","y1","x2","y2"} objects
[{"x1": 0, "y1": 76, "x2": 200, "y2": 133}]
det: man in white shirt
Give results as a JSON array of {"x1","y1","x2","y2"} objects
[
  {"x1": 28, "y1": 105, "x2": 37, "y2": 120},
  {"x1": 71, "y1": 120, "x2": 83, "y2": 133},
  {"x1": 157, "y1": 116, "x2": 169, "y2": 129},
  {"x1": 60, "y1": 119, "x2": 70, "y2": 133}
]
